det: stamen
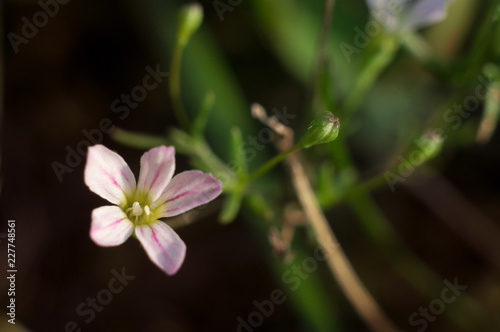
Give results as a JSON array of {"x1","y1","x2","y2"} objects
[
  {"x1": 132, "y1": 201, "x2": 143, "y2": 216},
  {"x1": 144, "y1": 205, "x2": 151, "y2": 216}
]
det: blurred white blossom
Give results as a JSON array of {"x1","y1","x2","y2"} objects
[{"x1": 366, "y1": 0, "x2": 454, "y2": 31}]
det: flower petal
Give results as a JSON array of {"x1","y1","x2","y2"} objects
[
  {"x1": 137, "y1": 146, "x2": 175, "y2": 203},
  {"x1": 404, "y1": 0, "x2": 453, "y2": 30},
  {"x1": 368, "y1": 0, "x2": 410, "y2": 30},
  {"x1": 154, "y1": 170, "x2": 222, "y2": 218},
  {"x1": 84, "y1": 145, "x2": 136, "y2": 205},
  {"x1": 90, "y1": 206, "x2": 134, "y2": 247},
  {"x1": 135, "y1": 221, "x2": 186, "y2": 275},
  {"x1": 366, "y1": 0, "x2": 387, "y2": 11}
]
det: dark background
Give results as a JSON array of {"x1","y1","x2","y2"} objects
[{"x1": 2, "y1": 0, "x2": 500, "y2": 331}]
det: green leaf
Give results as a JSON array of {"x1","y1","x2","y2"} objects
[
  {"x1": 192, "y1": 90, "x2": 215, "y2": 137},
  {"x1": 219, "y1": 189, "x2": 244, "y2": 224},
  {"x1": 111, "y1": 128, "x2": 171, "y2": 149},
  {"x1": 229, "y1": 126, "x2": 249, "y2": 179}
]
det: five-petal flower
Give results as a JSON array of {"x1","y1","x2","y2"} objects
[
  {"x1": 84, "y1": 145, "x2": 222, "y2": 275},
  {"x1": 366, "y1": 0, "x2": 454, "y2": 31}
]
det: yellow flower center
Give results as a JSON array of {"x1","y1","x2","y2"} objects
[{"x1": 126, "y1": 201, "x2": 153, "y2": 225}]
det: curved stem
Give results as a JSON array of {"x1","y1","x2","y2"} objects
[{"x1": 287, "y1": 151, "x2": 398, "y2": 332}]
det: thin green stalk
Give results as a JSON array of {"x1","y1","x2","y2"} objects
[
  {"x1": 169, "y1": 44, "x2": 190, "y2": 130},
  {"x1": 192, "y1": 90, "x2": 215, "y2": 137},
  {"x1": 245, "y1": 145, "x2": 300, "y2": 184},
  {"x1": 352, "y1": 173, "x2": 386, "y2": 194},
  {"x1": 309, "y1": 0, "x2": 336, "y2": 113},
  {"x1": 111, "y1": 128, "x2": 172, "y2": 149},
  {"x1": 457, "y1": 0, "x2": 500, "y2": 83}
]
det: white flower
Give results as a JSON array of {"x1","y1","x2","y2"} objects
[
  {"x1": 84, "y1": 145, "x2": 222, "y2": 275},
  {"x1": 366, "y1": 0, "x2": 454, "y2": 31}
]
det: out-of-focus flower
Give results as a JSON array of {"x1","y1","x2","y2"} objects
[
  {"x1": 366, "y1": 0, "x2": 454, "y2": 31},
  {"x1": 84, "y1": 145, "x2": 221, "y2": 275}
]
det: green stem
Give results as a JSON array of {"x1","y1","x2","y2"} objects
[
  {"x1": 309, "y1": 0, "x2": 336, "y2": 114},
  {"x1": 111, "y1": 128, "x2": 172, "y2": 149},
  {"x1": 351, "y1": 172, "x2": 387, "y2": 194},
  {"x1": 341, "y1": 34, "x2": 399, "y2": 116},
  {"x1": 246, "y1": 145, "x2": 300, "y2": 184},
  {"x1": 169, "y1": 42, "x2": 191, "y2": 130},
  {"x1": 456, "y1": 0, "x2": 500, "y2": 83}
]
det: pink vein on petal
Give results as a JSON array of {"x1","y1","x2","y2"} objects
[
  {"x1": 140, "y1": 225, "x2": 174, "y2": 267},
  {"x1": 121, "y1": 169, "x2": 132, "y2": 183},
  {"x1": 164, "y1": 190, "x2": 191, "y2": 203},
  {"x1": 151, "y1": 226, "x2": 176, "y2": 268},
  {"x1": 102, "y1": 187, "x2": 121, "y2": 203},
  {"x1": 98, "y1": 165, "x2": 130, "y2": 201},
  {"x1": 151, "y1": 227, "x2": 161, "y2": 248},
  {"x1": 163, "y1": 178, "x2": 209, "y2": 204},
  {"x1": 92, "y1": 217, "x2": 127, "y2": 231},
  {"x1": 149, "y1": 169, "x2": 161, "y2": 190},
  {"x1": 113, "y1": 223, "x2": 133, "y2": 238},
  {"x1": 162, "y1": 206, "x2": 184, "y2": 214}
]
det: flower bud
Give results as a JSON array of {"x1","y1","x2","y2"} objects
[
  {"x1": 414, "y1": 129, "x2": 444, "y2": 161},
  {"x1": 298, "y1": 112, "x2": 340, "y2": 148},
  {"x1": 176, "y1": 3, "x2": 203, "y2": 46}
]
